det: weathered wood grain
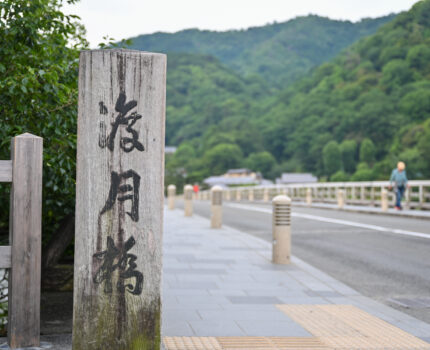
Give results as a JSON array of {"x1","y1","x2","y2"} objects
[
  {"x1": 73, "y1": 49, "x2": 166, "y2": 350},
  {"x1": 0, "y1": 160, "x2": 12, "y2": 182},
  {"x1": 8, "y1": 133, "x2": 43, "y2": 348},
  {"x1": 0, "y1": 246, "x2": 11, "y2": 268}
]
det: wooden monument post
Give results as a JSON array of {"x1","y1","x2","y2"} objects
[{"x1": 73, "y1": 49, "x2": 166, "y2": 350}]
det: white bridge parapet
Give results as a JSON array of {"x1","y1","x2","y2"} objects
[{"x1": 198, "y1": 180, "x2": 430, "y2": 211}]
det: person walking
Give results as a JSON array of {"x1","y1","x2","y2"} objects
[{"x1": 389, "y1": 161, "x2": 408, "y2": 210}]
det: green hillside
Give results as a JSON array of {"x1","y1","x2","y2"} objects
[
  {"x1": 165, "y1": 53, "x2": 271, "y2": 186},
  {"x1": 165, "y1": 0, "x2": 430, "y2": 187},
  {"x1": 166, "y1": 53, "x2": 268, "y2": 146},
  {"x1": 130, "y1": 15, "x2": 394, "y2": 88},
  {"x1": 257, "y1": 0, "x2": 430, "y2": 180}
]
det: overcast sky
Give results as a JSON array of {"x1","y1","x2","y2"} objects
[{"x1": 64, "y1": 0, "x2": 420, "y2": 47}]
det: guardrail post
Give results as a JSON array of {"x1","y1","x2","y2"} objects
[
  {"x1": 9, "y1": 134, "x2": 43, "y2": 349},
  {"x1": 263, "y1": 188, "x2": 269, "y2": 202},
  {"x1": 248, "y1": 188, "x2": 254, "y2": 201},
  {"x1": 272, "y1": 195, "x2": 291, "y2": 264},
  {"x1": 337, "y1": 189, "x2": 345, "y2": 209},
  {"x1": 225, "y1": 189, "x2": 231, "y2": 201},
  {"x1": 419, "y1": 185, "x2": 424, "y2": 209},
  {"x1": 381, "y1": 189, "x2": 388, "y2": 212},
  {"x1": 351, "y1": 186, "x2": 356, "y2": 202},
  {"x1": 168, "y1": 184, "x2": 176, "y2": 210},
  {"x1": 405, "y1": 187, "x2": 411, "y2": 210},
  {"x1": 236, "y1": 188, "x2": 242, "y2": 201},
  {"x1": 184, "y1": 184, "x2": 193, "y2": 216},
  {"x1": 211, "y1": 186, "x2": 223, "y2": 228},
  {"x1": 306, "y1": 188, "x2": 312, "y2": 206}
]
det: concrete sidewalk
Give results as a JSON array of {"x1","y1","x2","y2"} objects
[
  {"x1": 1, "y1": 207, "x2": 429, "y2": 349},
  {"x1": 163, "y1": 208, "x2": 430, "y2": 349}
]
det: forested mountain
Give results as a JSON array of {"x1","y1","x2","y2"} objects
[
  {"x1": 130, "y1": 15, "x2": 394, "y2": 88},
  {"x1": 166, "y1": 54, "x2": 268, "y2": 146},
  {"x1": 257, "y1": 0, "x2": 430, "y2": 181},
  {"x1": 164, "y1": 0, "x2": 430, "y2": 188}
]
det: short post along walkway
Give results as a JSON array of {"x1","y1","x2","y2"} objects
[{"x1": 162, "y1": 208, "x2": 430, "y2": 349}]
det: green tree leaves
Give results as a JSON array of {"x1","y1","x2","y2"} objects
[
  {"x1": 359, "y1": 139, "x2": 376, "y2": 164},
  {"x1": 340, "y1": 140, "x2": 357, "y2": 174},
  {"x1": 204, "y1": 144, "x2": 243, "y2": 175},
  {"x1": 323, "y1": 141, "x2": 342, "y2": 177},
  {"x1": 407, "y1": 44, "x2": 430, "y2": 70},
  {"x1": 400, "y1": 89, "x2": 430, "y2": 121},
  {"x1": 0, "y1": 0, "x2": 87, "y2": 240},
  {"x1": 245, "y1": 152, "x2": 276, "y2": 177}
]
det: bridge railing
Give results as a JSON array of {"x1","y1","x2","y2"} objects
[
  {"x1": 0, "y1": 133, "x2": 43, "y2": 348},
  {"x1": 197, "y1": 180, "x2": 430, "y2": 210}
]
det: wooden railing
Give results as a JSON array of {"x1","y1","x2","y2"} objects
[
  {"x1": 0, "y1": 133, "x2": 43, "y2": 349},
  {"x1": 197, "y1": 180, "x2": 430, "y2": 211}
]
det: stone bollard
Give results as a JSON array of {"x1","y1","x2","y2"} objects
[
  {"x1": 263, "y1": 188, "x2": 269, "y2": 202},
  {"x1": 381, "y1": 189, "x2": 388, "y2": 212},
  {"x1": 337, "y1": 189, "x2": 345, "y2": 209},
  {"x1": 211, "y1": 186, "x2": 223, "y2": 228},
  {"x1": 248, "y1": 188, "x2": 254, "y2": 201},
  {"x1": 236, "y1": 189, "x2": 242, "y2": 201},
  {"x1": 168, "y1": 184, "x2": 176, "y2": 210},
  {"x1": 272, "y1": 195, "x2": 291, "y2": 264},
  {"x1": 184, "y1": 184, "x2": 193, "y2": 216},
  {"x1": 306, "y1": 188, "x2": 312, "y2": 206}
]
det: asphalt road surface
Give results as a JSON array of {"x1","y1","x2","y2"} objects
[{"x1": 175, "y1": 199, "x2": 430, "y2": 324}]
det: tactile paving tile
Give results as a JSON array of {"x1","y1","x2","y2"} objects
[
  {"x1": 218, "y1": 336, "x2": 330, "y2": 349},
  {"x1": 163, "y1": 337, "x2": 222, "y2": 350},
  {"x1": 277, "y1": 304, "x2": 430, "y2": 349},
  {"x1": 163, "y1": 337, "x2": 330, "y2": 350}
]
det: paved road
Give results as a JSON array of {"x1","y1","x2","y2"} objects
[{"x1": 176, "y1": 199, "x2": 430, "y2": 324}]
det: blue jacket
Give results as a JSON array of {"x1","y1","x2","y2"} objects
[{"x1": 390, "y1": 169, "x2": 408, "y2": 188}]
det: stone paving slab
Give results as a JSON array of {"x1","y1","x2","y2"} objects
[{"x1": 163, "y1": 208, "x2": 430, "y2": 342}]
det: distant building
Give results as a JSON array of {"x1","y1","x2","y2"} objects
[
  {"x1": 276, "y1": 173, "x2": 318, "y2": 184},
  {"x1": 225, "y1": 168, "x2": 258, "y2": 178},
  {"x1": 165, "y1": 146, "x2": 177, "y2": 155},
  {"x1": 204, "y1": 168, "x2": 270, "y2": 187}
]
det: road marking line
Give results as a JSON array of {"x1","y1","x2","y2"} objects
[{"x1": 225, "y1": 203, "x2": 430, "y2": 239}]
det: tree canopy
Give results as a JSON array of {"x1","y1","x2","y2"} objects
[
  {"x1": 0, "y1": 0, "x2": 87, "y2": 250},
  {"x1": 129, "y1": 15, "x2": 394, "y2": 88}
]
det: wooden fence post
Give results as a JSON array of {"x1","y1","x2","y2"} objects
[
  {"x1": 73, "y1": 49, "x2": 166, "y2": 350},
  {"x1": 8, "y1": 133, "x2": 43, "y2": 348}
]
